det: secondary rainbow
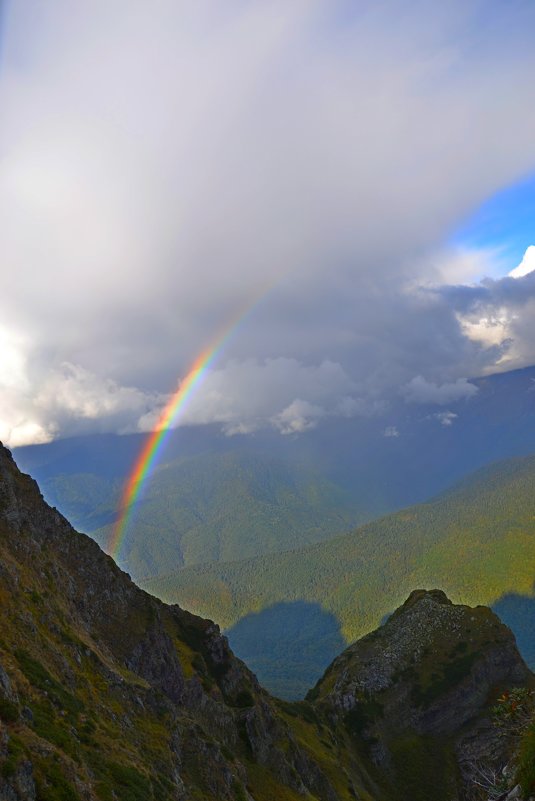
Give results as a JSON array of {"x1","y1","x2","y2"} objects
[{"x1": 107, "y1": 292, "x2": 268, "y2": 561}]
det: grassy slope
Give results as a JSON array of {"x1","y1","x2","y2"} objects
[
  {"x1": 143, "y1": 454, "x2": 535, "y2": 695},
  {"x1": 42, "y1": 451, "x2": 367, "y2": 578}
]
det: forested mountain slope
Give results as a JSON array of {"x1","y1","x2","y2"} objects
[
  {"x1": 21, "y1": 451, "x2": 366, "y2": 579},
  {"x1": 144, "y1": 453, "x2": 535, "y2": 697}
]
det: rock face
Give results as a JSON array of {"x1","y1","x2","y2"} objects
[
  {"x1": 0, "y1": 442, "x2": 531, "y2": 801},
  {"x1": 309, "y1": 589, "x2": 532, "y2": 801}
]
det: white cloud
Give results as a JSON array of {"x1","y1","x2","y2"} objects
[
  {"x1": 458, "y1": 310, "x2": 513, "y2": 350},
  {"x1": 0, "y1": 338, "x2": 161, "y2": 447},
  {"x1": 509, "y1": 246, "x2": 535, "y2": 279},
  {"x1": 35, "y1": 363, "x2": 161, "y2": 422},
  {"x1": 429, "y1": 246, "x2": 506, "y2": 285},
  {"x1": 402, "y1": 376, "x2": 478, "y2": 405},
  {"x1": 384, "y1": 426, "x2": 400, "y2": 438},
  {"x1": 432, "y1": 411, "x2": 458, "y2": 426},
  {"x1": 271, "y1": 399, "x2": 325, "y2": 435},
  {"x1": 137, "y1": 357, "x2": 365, "y2": 438}
]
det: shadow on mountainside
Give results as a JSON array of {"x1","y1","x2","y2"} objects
[
  {"x1": 225, "y1": 600, "x2": 346, "y2": 701},
  {"x1": 492, "y1": 590, "x2": 535, "y2": 670}
]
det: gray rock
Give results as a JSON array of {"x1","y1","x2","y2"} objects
[
  {"x1": 0, "y1": 663, "x2": 14, "y2": 703},
  {"x1": 13, "y1": 762, "x2": 36, "y2": 801},
  {"x1": 0, "y1": 761, "x2": 36, "y2": 801},
  {"x1": 19, "y1": 708, "x2": 33, "y2": 725},
  {"x1": 506, "y1": 786, "x2": 522, "y2": 800}
]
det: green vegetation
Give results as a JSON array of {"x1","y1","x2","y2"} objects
[
  {"x1": 36, "y1": 759, "x2": 81, "y2": 801},
  {"x1": 411, "y1": 649, "x2": 480, "y2": 708},
  {"x1": 389, "y1": 735, "x2": 456, "y2": 801},
  {"x1": 16, "y1": 649, "x2": 83, "y2": 716},
  {"x1": 345, "y1": 698, "x2": 383, "y2": 738},
  {"x1": 0, "y1": 697, "x2": 18, "y2": 723},
  {"x1": 43, "y1": 451, "x2": 367, "y2": 578},
  {"x1": 143, "y1": 453, "x2": 535, "y2": 696},
  {"x1": 102, "y1": 761, "x2": 152, "y2": 801},
  {"x1": 518, "y1": 722, "x2": 535, "y2": 795}
]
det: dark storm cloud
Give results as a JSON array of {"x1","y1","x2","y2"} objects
[{"x1": 439, "y1": 272, "x2": 535, "y2": 315}]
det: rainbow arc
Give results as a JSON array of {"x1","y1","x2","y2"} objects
[{"x1": 107, "y1": 289, "x2": 269, "y2": 560}]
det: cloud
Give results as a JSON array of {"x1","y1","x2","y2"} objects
[
  {"x1": 2, "y1": 2, "x2": 535, "y2": 444},
  {"x1": 428, "y1": 246, "x2": 506, "y2": 285},
  {"x1": 271, "y1": 400, "x2": 325, "y2": 435},
  {"x1": 509, "y1": 246, "x2": 535, "y2": 279},
  {"x1": 402, "y1": 376, "x2": 478, "y2": 405},
  {"x1": 383, "y1": 426, "x2": 400, "y2": 438},
  {"x1": 431, "y1": 411, "x2": 458, "y2": 426},
  {"x1": 137, "y1": 357, "x2": 365, "y2": 436},
  {"x1": 0, "y1": 335, "x2": 161, "y2": 446},
  {"x1": 433, "y1": 258, "x2": 535, "y2": 369}
]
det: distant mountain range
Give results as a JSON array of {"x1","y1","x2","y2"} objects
[
  {"x1": 143, "y1": 452, "x2": 535, "y2": 698},
  {"x1": 13, "y1": 364, "x2": 535, "y2": 583},
  {"x1": 13, "y1": 451, "x2": 366, "y2": 578}
]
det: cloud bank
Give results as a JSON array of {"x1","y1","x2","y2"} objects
[
  {"x1": 2, "y1": 1, "x2": 535, "y2": 445},
  {"x1": 402, "y1": 376, "x2": 478, "y2": 406}
]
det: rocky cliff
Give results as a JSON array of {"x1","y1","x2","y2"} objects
[
  {"x1": 309, "y1": 589, "x2": 532, "y2": 800},
  {"x1": 0, "y1": 443, "x2": 531, "y2": 801}
]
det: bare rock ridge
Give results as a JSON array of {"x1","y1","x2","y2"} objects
[{"x1": 0, "y1": 441, "x2": 531, "y2": 801}]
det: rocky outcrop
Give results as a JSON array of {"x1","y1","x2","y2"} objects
[{"x1": 309, "y1": 589, "x2": 532, "y2": 801}]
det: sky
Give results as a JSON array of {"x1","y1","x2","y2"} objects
[{"x1": 1, "y1": 0, "x2": 535, "y2": 447}]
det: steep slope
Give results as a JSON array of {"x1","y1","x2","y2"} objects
[
  {"x1": 0, "y1": 443, "x2": 379, "y2": 801},
  {"x1": 143, "y1": 453, "x2": 535, "y2": 697},
  {"x1": 23, "y1": 451, "x2": 366, "y2": 578},
  {"x1": 309, "y1": 590, "x2": 532, "y2": 801}
]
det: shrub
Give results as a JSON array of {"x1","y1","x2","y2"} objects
[
  {"x1": 1, "y1": 758, "x2": 16, "y2": 779},
  {"x1": 517, "y1": 722, "x2": 535, "y2": 795},
  {"x1": 0, "y1": 697, "x2": 18, "y2": 723},
  {"x1": 106, "y1": 761, "x2": 152, "y2": 801},
  {"x1": 233, "y1": 690, "x2": 255, "y2": 708},
  {"x1": 35, "y1": 761, "x2": 80, "y2": 801}
]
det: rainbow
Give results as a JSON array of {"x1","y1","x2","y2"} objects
[{"x1": 107, "y1": 294, "x2": 267, "y2": 561}]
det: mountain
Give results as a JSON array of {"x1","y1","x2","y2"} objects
[
  {"x1": 23, "y1": 451, "x2": 366, "y2": 578},
  {"x1": 309, "y1": 589, "x2": 533, "y2": 801},
  {"x1": 13, "y1": 364, "x2": 535, "y2": 582},
  {"x1": 0, "y1": 442, "x2": 531, "y2": 801},
  {"x1": 143, "y1": 452, "x2": 535, "y2": 698}
]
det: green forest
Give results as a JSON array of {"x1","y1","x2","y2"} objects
[{"x1": 143, "y1": 453, "x2": 535, "y2": 697}]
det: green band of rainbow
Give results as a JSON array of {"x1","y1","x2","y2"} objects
[{"x1": 107, "y1": 290, "x2": 269, "y2": 561}]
